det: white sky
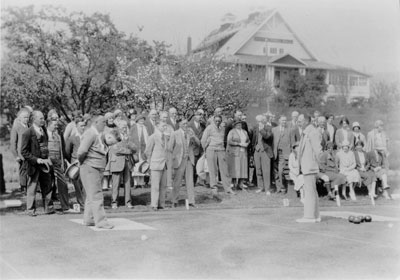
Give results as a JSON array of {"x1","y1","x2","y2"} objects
[{"x1": 1, "y1": 0, "x2": 399, "y2": 74}]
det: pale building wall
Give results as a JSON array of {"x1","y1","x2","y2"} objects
[{"x1": 236, "y1": 14, "x2": 313, "y2": 60}]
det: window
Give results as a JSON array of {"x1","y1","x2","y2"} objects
[
  {"x1": 279, "y1": 48, "x2": 284, "y2": 54},
  {"x1": 269, "y1": 47, "x2": 277, "y2": 54},
  {"x1": 350, "y1": 76, "x2": 358, "y2": 86},
  {"x1": 358, "y1": 77, "x2": 367, "y2": 86}
]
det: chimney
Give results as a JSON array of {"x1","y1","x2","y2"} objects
[{"x1": 186, "y1": 36, "x2": 192, "y2": 55}]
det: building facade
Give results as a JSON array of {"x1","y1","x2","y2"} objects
[{"x1": 192, "y1": 10, "x2": 370, "y2": 103}]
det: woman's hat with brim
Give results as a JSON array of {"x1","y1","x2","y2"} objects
[
  {"x1": 65, "y1": 161, "x2": 80, "y2": 180},
  {"x1": 352, "y1": 121, "x2": 361, "y2": 130}
]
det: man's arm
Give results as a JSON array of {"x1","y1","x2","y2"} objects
[
  {"x1": 77, "y1": 130, "x2": 95, "y2": 164},
  {"x1": 21, "y1": 129, "x2": 38, "y2": 166},
  {"x1": 201, "y1": 126, "x2": 210, "y2": 150},
  {"x1": 10, "y1": 124, "x2": 19, "y2": 159}
]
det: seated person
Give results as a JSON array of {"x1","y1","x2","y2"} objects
[
  {"x1": 288, "y1": 142, "x2": 304, "y2": 203},
  {"x1": 318, "y1": 142, "x2": 346, "y2": 200},
  {"x1": 336, "y1": 140, "x2": 360, "y2": 200},
  {"x1": 367, "y1": 147, "x2": 391, "y2": 199},
  {"x1": 354, "y1": 141, "x2": 377, "y2": 198}
]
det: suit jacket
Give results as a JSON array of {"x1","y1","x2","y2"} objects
[
  {"x1": 109, "y1": 134, "x2": 136, "y2": 173},
  {"x1": 250, "y1": 125, "x2": 273, "y2": 158},
  {"x1": 169, "y1": 129, "x2": 200, "y2": 168},
  {"x1": 21, "y1": 126, "x2": 49, "y2": 176},
  {"x1": 10, "y1": 120, "x2": 28, "y2": 160},
  {"x1": 366, "y1": 129, "x2": 388, "y2": 153},
  {"x1": 291, "y1": 125, "x2": 302, "y2": 144},
  {"x1": 188, "y1": 119, "x2": 205, "y2": 156},
  {"x1": 145, "y1": 130, "x2": 168, "y2": 171},
  {"x1": 272, "y1": 125, "x2": 292, "y2": 159},
  {"x1": 318, "y1": 127, "x2": 330, "y2": 150},
  {"x1": 326, "y1": 123, "x2": 337, "y2": 146},
  {"x1": 144, "y1": 119, "x2": 156, "y2": 136},
  {"x1": 299, "y1": 124, "x2": 322, "y2": 175},
  {"x1": 167, "y1": 118, "x2": 180, "y2": 131}
]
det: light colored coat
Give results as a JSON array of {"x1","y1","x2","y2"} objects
[
  {"x1": 145, "y1": 130, "x2": 168, "y2": 171},
  {"x1": 168, "y1": 128, "x2": 200, "y2": 168},
  {"x1": 299, "y1": 124, "x2": 322, "y2": 175},
  {"x1": 109, "y1": 135, "x2": 136, "y2": 173}
]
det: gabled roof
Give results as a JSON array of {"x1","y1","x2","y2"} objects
[
  {"x1": 269, "y1": 54, "x2": 307, "y2": 66},
  {"x1": 194, "y1": 10, "x2": 317, "y2": 60}
]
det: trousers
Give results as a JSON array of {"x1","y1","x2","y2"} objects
[
  {"x1": 80, "y1": 164, "x2": 107, "y2": 226},
  {"x1": 303, "y1": 174, "x2": 320, "y2": 219},
  {"x1": 206, "y1": 149, "x2": 231, "y2": 191},
  {"x1": 26, "y1": 169, "x2": 53, "y2": 212},
  {"x1": 150, "y1": 168, "x2": 167, "y2": 208},
  {"x1": 111, "y1": 160, "x2": 132, "y2": 205},
  {"x1": 171, "y1": 157, "x2": 195, "y2": 204},
  {"x1": 254, "y1": 150, "x2": 271, "y2": 191}
]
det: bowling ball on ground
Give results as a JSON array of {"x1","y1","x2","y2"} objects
[
  {"x1": 357, "y1": 216, "x2": 365, "y2": 222},
  {"x1": 353, "y1": 217, "x2": 361, "y2": 224},
  {"x1": 364, "y1": 215, "x2": 372, "y2": 222},
  {"x1": 348, "y1": 216, "x2": 355, "y2": 223}
]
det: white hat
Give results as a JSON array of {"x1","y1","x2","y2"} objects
[{"x1": 352, "y1": 122, "x2": 360, "y2": 129}]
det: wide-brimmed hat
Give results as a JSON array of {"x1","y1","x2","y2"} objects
[
  {"x1": 135, "y1": 114, "x2": 146, "y2": 122},
  {"x1": 65, "y1": 161, "x2": 80, "y2": 180},
  {"x1": 352, "y1": 122, "x2": 361, "y2": 130}
]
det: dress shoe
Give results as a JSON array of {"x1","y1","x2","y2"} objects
[
  {"x1": 157, "y1": 206, "x2": 164, "y2": 210},
  {"x1": 296, "y1": 217, "x2": 321, "y2": 223},
  {"x1": 150, "y1": 207, "x2": 158, "y2": 211},
  {"x1": 266, "y1": 191, "x2": 271, "y2": 196},
  {"x1": 188, "y1": 203, "x2": 198, "y2": 208},
  {"x1": 126, "y1": 203, "x2": 134, "y2": 209},
  {"x1": 111, "y1": 203, "x2": 118, "y2": 209},
  {"x1": 83, "y1": 221, "x2": 95, "y2": 226},
  {"x1": 255, "y1": 188, "x2": 263, "y2": 193},
  {"x1": 96, "y1": 223, "x2": 114, "y2": 229}
]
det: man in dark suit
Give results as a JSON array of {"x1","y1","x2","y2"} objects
[
  {"x1": 272, "y1": 115, "x2": 292, "y2": 194},
  {"x1": 144, "y1": 109, "x2": 158, "y2": 136},
  {"x1": 317, "y1": 116, "x2": 330, "y2": 150},
  {"x1": 251, "y1": 115, "x2": 274, "y2": 194},
  {"x1": 21, "y1": 111, "x2": 54, "y2": 216},
  {"x1": 188, "y1": 109, "x2": 206, "y2": 184},
  {"x1": 167, "y1": 107, "x2": 180, "y2": 131}
]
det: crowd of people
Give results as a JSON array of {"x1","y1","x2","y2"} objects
[{"x1": 9, "y1": 104, "x2": 392, "y2": 228}]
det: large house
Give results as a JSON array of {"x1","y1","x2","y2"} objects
[{"x1": 191, "y1": 9, "x2": 370, "y2": 103}]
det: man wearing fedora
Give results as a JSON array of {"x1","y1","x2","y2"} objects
[
  {"x1": 21, "y1": 111, "x2": 54, "y2": 216},
  {"x1": 168, "y1": 118, "x2": 200, "y2": 208},
  {"x1": 109, "y1": 120, "x2": 136, "y2": 209}
]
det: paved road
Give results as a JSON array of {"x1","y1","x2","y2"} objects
[{"x1": 1, "y1": 205, "x2": 400, "y2": 279}]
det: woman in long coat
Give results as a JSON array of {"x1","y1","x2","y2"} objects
[{"x1": 226, "y1": 121, "x2": 250, "y2": 190}]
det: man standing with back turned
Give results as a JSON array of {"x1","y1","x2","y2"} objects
[{"x1": 297, "y1": 114, "x2": 322, "y2": 223}]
